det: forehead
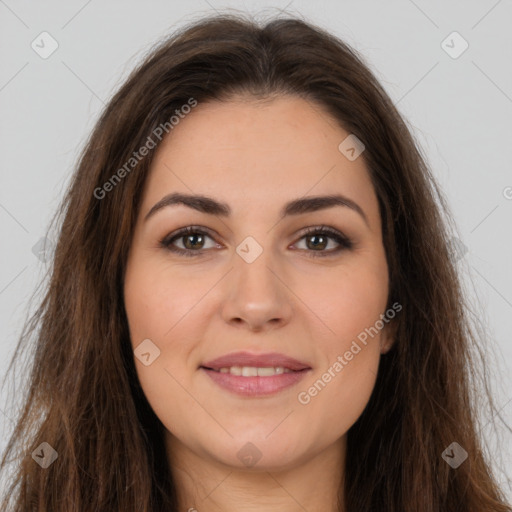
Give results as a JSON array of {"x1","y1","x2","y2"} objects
[{"x1": 141, "y1": 95, "x2": 379, "y2": 225}]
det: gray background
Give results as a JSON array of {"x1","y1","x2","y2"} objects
[{"x1": 1, "y1": 0, "x2": 511, "y2": 498}]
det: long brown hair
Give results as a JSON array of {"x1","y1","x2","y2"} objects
[{"x1": 1, "y1": 12, "x2": 510, "y2": 511}]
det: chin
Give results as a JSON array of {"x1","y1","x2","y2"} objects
[{"x1": 206, "y1": 434, "x2": 309, "y2": 471}]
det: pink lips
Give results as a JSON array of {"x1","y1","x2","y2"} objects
[
  {"x1": 200, "y1": 351, "x2": 311, "y2": 397},
  {"x1": 201, "y1": 351, "x2": 311, "y2": 371}
]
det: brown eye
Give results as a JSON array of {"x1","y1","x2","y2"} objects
[
  {"x1": 304, "y1": 233, "x2": 329, "y2": 251},
  {"x1": 182, "y1": 232, "x2": 206, "y2": 250},
  {"x1": 160, "y1": 226, "x2": 218, "y2": 257},
  {"x1": 294, "y1": 226, "x2": 353, "y2": 258}
]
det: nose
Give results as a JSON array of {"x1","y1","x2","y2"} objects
[{"x1": 220, "y1": 246, "x2": 293, "y2": 332}]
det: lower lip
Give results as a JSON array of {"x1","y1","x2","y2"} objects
[{"x1": 201, "y1": 367, "x2": 310, "y2": 397}]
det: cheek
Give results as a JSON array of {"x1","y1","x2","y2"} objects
[
  {"x1": 297, "y1": 319, "x2": 382, "y2": 435},
  {"x1": 124, "y1": 270, "x2": 198, "y2": 436},
  {"x1": 299, "y1": 351, "x2": 379, "y2": 437},
  {"x1": 123, "y1": 257, "x2": 208, "y2": 409},
  {"x1": 124, "y1": 256, "x2": 203, "y2": 345},
  {"x1": 294, "y1": 257, "x2": 387, "y2": 424},
  {"x1": 301, "y1": 255, "x2": 389, "y2": 350}
]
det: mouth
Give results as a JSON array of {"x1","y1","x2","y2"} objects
[
  {"x1": 201, "y1": 350, "x2": 311, "y2": 372},
  {"x1": 199, "y1": 351, "x2": 312, "y2": 397},
  {"x1": 200, "y1": 366, "x2": 311, "y2": 397},
  {"x1": 200, "y1": 365, "x2": 303, "y2": 376}
]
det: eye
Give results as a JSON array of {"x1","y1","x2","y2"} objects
[
  {"x1": 292, "y1": 225, "x2": 353, "y2": 258},
  {"x1": 160, "y1": 226, "x2": 219, "y2": 257},
  {"x1": 159, "y1": 225, "x2": 353, "y2": 258}
]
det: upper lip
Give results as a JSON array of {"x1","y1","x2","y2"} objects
[{"x1": 201, "y1": 351, "x2": 311, "y2": 371}]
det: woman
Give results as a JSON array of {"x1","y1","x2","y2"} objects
[{"x1": 1, "y1": 12, "x2": 510, "y2": 511}]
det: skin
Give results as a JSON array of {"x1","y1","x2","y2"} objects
[{"x1": 124, "y1": 94, "x2": 396, "y2": 512}]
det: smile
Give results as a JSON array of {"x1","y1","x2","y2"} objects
[
  {"x1": 200, "y1": 366, "x2": 311, "y2": 397},
  {"x1": 208, "y1": 366, "x2": 294, "y2": 376}
]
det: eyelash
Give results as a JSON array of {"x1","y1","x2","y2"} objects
[{"x1": 159, "y1": 225, "x2": 353, "y2": 258}]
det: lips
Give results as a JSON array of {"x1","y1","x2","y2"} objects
[{"x1": 201, "y1": 351, "x2": 311, "y2": 372}]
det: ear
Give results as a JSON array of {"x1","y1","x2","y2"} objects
[{"x1": 379, "y1": 317, "x2": 398, "y2": 355}]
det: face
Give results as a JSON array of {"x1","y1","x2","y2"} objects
[{"x1": 123, "y1": 95, "x2": 395, "y2": 472}]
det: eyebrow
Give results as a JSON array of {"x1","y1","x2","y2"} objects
[{"x1": 144, "y1": 192, "x2": 369, "y2": 226}]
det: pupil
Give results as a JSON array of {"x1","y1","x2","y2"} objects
[
  {"x1": 185, "y1": 234, "x2": 203, "y2": 249},
  {"x1": 308, "y1": 234, "x2": 326, "y2": 250}
]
